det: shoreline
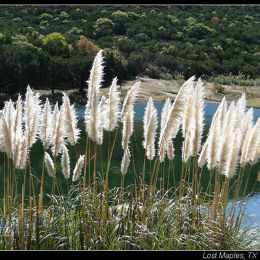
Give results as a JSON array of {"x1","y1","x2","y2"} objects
[{"x1": 1, "y1": 77, "x2": 260, "y2": 109}]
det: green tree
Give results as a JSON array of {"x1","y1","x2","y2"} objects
[
  {"x1": 111, "y1": 10, "x2": 129, "y2": 34},
  {"x1": 103, "y1": 48, "x2": 128, "y2": 85},
  {"x1": 43, "y1": 32, "x2": 72, "y2": 57},
  {"x1": 93, "y1": 18, "x2": 114, "y2": 38},
  {"x1": 0, "y1": 44, "x2": 49, "y2": 94}
]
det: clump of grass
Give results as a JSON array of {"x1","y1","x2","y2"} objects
[
  {"x1": 213, "y1": 82, "x2": 225, "y2": 94},
  {"x1": 207, "y1": 72, "x2": 259, "y2": 87},
  {"x1": 0, "y1": 50, "x2": 259, "y2": 250},
  {"x1": 0, "y1": 184, "x2": 256, "y2": 250},
  {"x1": 247, "y1": 98, "x2": 260, "y2": 109}
]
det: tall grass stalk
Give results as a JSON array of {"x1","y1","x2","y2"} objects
[{"x1": 0, "y1": 51, "x2": 259, "y2": 250}]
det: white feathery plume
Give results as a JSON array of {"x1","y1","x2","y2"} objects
[
  {"x1": 44, "y1": 152, "x2": 55, "y2": 178},
  {"x1": 221, "y1": 93, "x2": 247, "y2": 177},
  {"x1": 121, "y1": 147, "x2": 131, "y2": 175},
  {"x1": 13, "y1": 95, "x2": 23, "y2": 143},
  {"x1": 206, "y1": 113, "x2": 222, "y2": 170},
  {"x1": 158, "y1": 76, "x2": 195, "y2": 161},
  {"x1": 143, "y1": 97, "x2": 158, "y2": 160},
  {"x1": 95, "y1": 95, "x2": 108, "y2": 144},
  {"x1": 24, "y1": 85, "x2": 41, "y2": 149},
  {"x1": 0, "y1": 110, "x2": 13, "y2": 158},
  {"x1": 223, "y1": 127, "x2": 242, "y2": 178},
  {"x1": 72, "y1": 155, "x2": 85, "y2": 182},
  {"x1": 220, "y1": 96, "x2": 228, "y2": 123},
  {"x1": 160, "y1": 98, "x2": 171, "y2": 130},
  {"x1": 182, "y1": 78, "x2": 206, "y2": 162},
  {"x1": 166, "y1": 140, "x2": 175, "y2": 160},
  {"x1": 13, "y1": 135, "x2": 23, "y2": 169},
  {"x1": 61, "y1": 144, "x2": 70, "y2": 179},
  {"x1": 182, "y1": 85, "x2": 195, "y2": 162},
  {"x1": 0, "y1": 101, "x2": 13, "y2": 156},
  {"x1": 214, "y1": 97, "x2": 228, "y2": 163},
  {"x1": 104, "y1": 77, "x2": 121, "y2": 132},
  {"x1": 240, "y1": 108, "x2": 254, "y2": 167},
  {"x1": 5, "y1": 100, "x2": 16, "y2": 141},
  {"x1": 99, "y1": 94, "x2": 108, "y2": 122},
  {"x1": 159, "y1": 98, "x2": 172, "y2": 162},
  {"x1": 221, "y1": 101, "x2": 235, "y2": 136},
  {"x1": 84, "y1": 50, "x2": 104, "y2": 144},
  {"x1": 18, "y1": 136, "x2": 28, "y2": 169},
  {"x1": 243, "y1": 107, "x2": 254, "y2": 137},
  {"x1": 191, "y1": 78, "x2": 205, "y2": 155},
  {"x1": 182, "y1": 128, "x2": 195, "y2": 163},
  {"x1": 182, "y1": 86, "x2": 194, "y2": 139},
  {"x1": 12, "y1": 96, "x2": 23, "y2": 167},
  {"x1": 120, "y1": 81, "x2": 140, "y2": 122},
  {"x1": 62, "y1": 93, "x2": 81, "y2": 146},
  {"x1": 86, "y1": 50, "x2": 104, "y2": 111},
  {"x1": 203, "y1": 96, "x2": 226, "y2": 170},
  {"x1": 39, "y1": 98, "x2": 52, "y2": 150},
  {"x1": 122, "y1": 106, "x2": 134, "y2": 151},
  {"x1": 218, "y1": 101, "x2": 237, "y2": 174},
  {"x1": 198, "y1": 140, "x2": 208, "y2": 168},
  {"x1": 51, "y1": 104, "x2": 66, "y2": 157},
  {"x1": 250, "y1": 130, "x2": 260, "y2": 165},
  {"x1": 234, "y1": 93, "x2": 246, "y2": 132},
  {"x1": 50, "y1": 102, "x2": 59, "y2": 138},
  {"x1": 5, "y1": 100, "x2": 16, "y2": 156},
  {"x1": 245, "y1": 117, "x2": 260, "y2": 165}
]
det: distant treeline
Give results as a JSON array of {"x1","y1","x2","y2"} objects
[{"x1": 0, "y1": 5, "x2": 259, "y2": 94}]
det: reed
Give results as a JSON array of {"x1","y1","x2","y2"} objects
[{"x1": 0, "y1": 51, "x2": 259, "y2": 251}]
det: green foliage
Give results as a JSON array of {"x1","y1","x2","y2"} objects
[
  {"x1": 103, "y1": 48, "x2": 128, "y2": 85},
  {"x1": 93, "y1": 17, "x2": 114, "y2": 38},
  {"x1": 213, "y1": 82, "x2": 225, "y2": 94},
  {"x1": 0, "y1": 5, "x2": 259, "y2": 94},
  {"x1": 43, "y1": 32, "x2": 71, "y2": 57}
]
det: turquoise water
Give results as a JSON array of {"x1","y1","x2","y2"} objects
[{"x1": 77, "y1": 102, "x2": 260, "y2": 124}]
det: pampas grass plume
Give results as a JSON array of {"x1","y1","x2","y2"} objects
[
  {"x1": 120, "y1": 81, "x2": 140, "y2": 122},
  {"x1": 0, "y1": 110, "x2": 13, "y2": 158},
  {"x1": 121, "y1": 147, "x2": 131, "y2": 175},
  {"x1": 159, "y1": 76, "x2": 195, "y2": 160},
  {"x1": 18, "y1": 136, "x2": 28, "y2": 169},
  {"x1": 84, "y1": 50, "x2": 105, "y2": 144},
  {"x1": 62, "y1": 93, "x2": 80, "y2": 146},
  {"x1": 44, "y1": 152, "x2": 55, "y2": 178},
  {"x1": 105, "y1": 77, "x2": 121, "y2": 132},
  {"x1": 40, "y1": 98, "x2": 52, "y2": 150},
  {"x1": 158, "y1": 98, "x2": 171, "y2": 162},
  {"x1": 61, "y1": 144, "x2": 70, "y2": 179},
  {"x1": 51, "y1": 104, "x2": 66, "y2": 157},
  {"x1": 72, "y1": 155, "x2": 85, "y2": 182},
  {"x1": 24, "y1": 85, "x2": 41, "y2": 149},
  {"x1": 143, "y1": 97, "x2": 158, "y2": 160},
  {"x1": 122, "y1": 107, "x2": 134, "y2": 151}
]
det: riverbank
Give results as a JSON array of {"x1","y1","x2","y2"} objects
[
  {"x1": 1, "y1": 77, "x2": 260, "y2": 108},
  {"x1": 38, "y1": 77, "x2": 260, "y2": 108}
]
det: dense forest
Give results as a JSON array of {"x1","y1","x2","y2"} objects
[{"x1": 0, "y1": 5, "x2": 259, "y2": 95}]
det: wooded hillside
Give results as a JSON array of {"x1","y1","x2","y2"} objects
[{"x1": 0, "y1": 5, "x2": 259, "y2": 94}]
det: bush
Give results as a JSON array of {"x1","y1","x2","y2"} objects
[{"x1": 213, "y1": 82, "x2": 225, "y2": 94}]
